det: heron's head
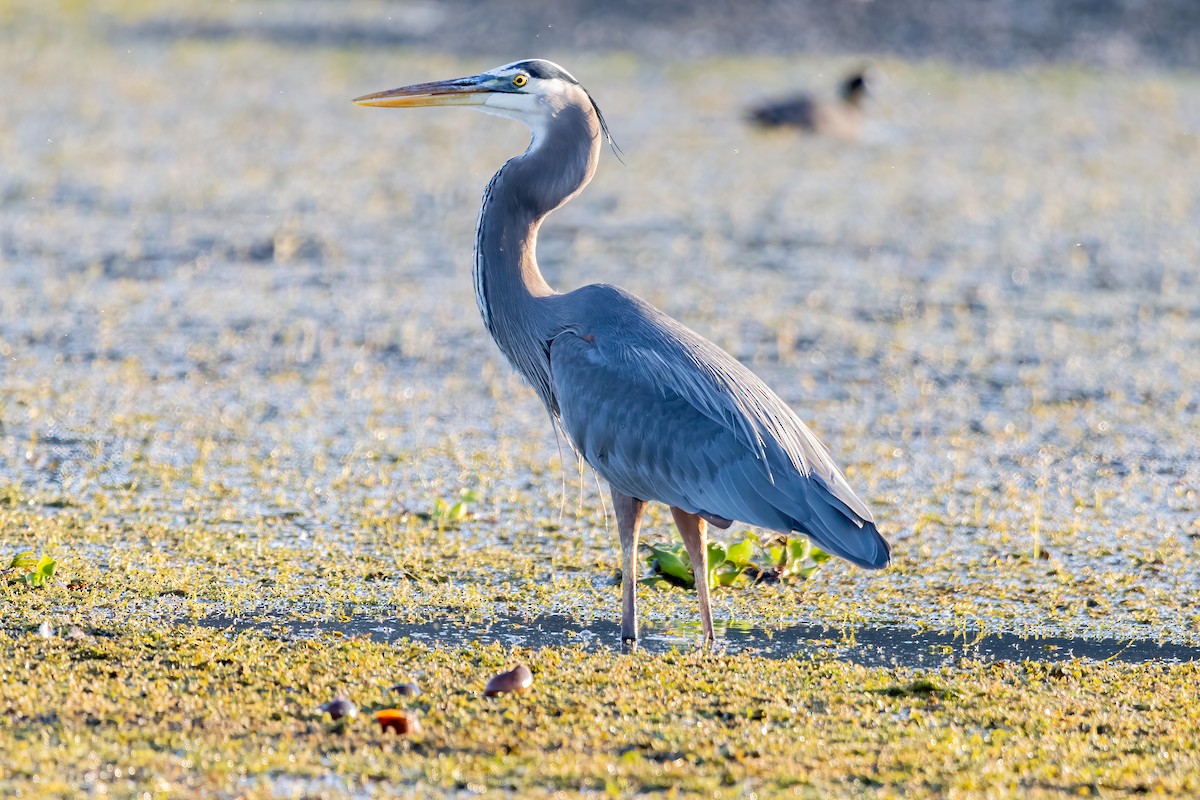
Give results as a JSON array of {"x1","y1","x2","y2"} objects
[{"x1": 354, "y1": 59, "x2": 616, "y2": 152}]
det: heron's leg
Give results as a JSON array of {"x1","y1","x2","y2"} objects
[
  {"x1": 671, "y1": 507, "x2": 714, "y2": 642},
  {"x1": 611, "y1": 488, "x2": 648, "y2": 642}
]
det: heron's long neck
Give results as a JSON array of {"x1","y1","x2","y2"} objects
[{"x1": 473, "y1": 102, "x2": 601, "y2": 411}]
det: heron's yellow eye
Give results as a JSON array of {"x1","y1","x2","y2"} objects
[{"x1": 512, "y1": 74, "x2": 528, "y2": 88}]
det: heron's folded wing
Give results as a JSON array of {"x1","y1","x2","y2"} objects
[
  {"x1": 547, "y1": 328, "x2": 889, "y2": 569},
  {"x1": 574, "y1": 288, "x2": 873, "y2": 525},
  {"x1": 549, "y1": 331, "x2": 775, "y2": 520}
]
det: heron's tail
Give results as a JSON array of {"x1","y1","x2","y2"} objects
[
  {"x1": 794, "y1": 480, "x2": 892, "y2": 569},
  {"x1": 803, "y1": 517, "x2": 891, "y2": 569}
]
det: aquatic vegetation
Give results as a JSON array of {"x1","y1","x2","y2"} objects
[
  {"x1": 422, "y1": 489, "x2": 481, "y2": 530},
  {"x1": 873, "y1": 676, "x2": 961, "y2": 699},
  {"x1": 1, "y1": 625, "x2": 1199, "y2": 797},
  {"x1": 642, "y1": 534, "x2": 831, "y2": 589},
  {"x1": 773, "y1": 536, "x2": 833, "y2": 581},
  {"x1": 7, "y1": 552, "x2": 58, "y2": 588}
]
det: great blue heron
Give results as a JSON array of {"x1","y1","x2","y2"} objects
[
  {"x1": 748, "y1": 70, "x2": 869, "y2": 137},
  {"x1": 354, "y1": 59, "x2": 891, "y2": 642}
]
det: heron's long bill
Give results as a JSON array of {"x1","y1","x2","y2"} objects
[{"x1": 353, "y1": 76, "x2": 490, "y2": 108}]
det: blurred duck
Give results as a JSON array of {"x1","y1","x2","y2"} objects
[{"x1": 748, "y1": 70, "x2": 869, "y2": 138}]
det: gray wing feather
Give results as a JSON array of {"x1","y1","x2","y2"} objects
[{"x1": 547, "y1": 285, "x2": 890, "y2": 569}]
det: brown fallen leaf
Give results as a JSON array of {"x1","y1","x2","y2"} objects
[
  {"x1": 318, "y1": 698, "x2": 357, "y2": 721},
  {"x1": 374, "y1": 708, "x2": 420, "y2": 735},
  {"x1": 484, "y1": 664, "x2": 533, "y2": 697}
]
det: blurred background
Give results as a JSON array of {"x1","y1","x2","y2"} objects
[
  {"x1": 54, "y1": 0, "x2": 1200, "y2": 67},
  {"x1": 0, "y1": 0, "x2": 1197, "y2": 640}
]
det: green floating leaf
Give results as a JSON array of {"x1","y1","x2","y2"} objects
[
  {"x1": 704, "y1": 541, "x2": 730, "y2": 588},
  {"x1": 10, "y1": 552, "x2": 58, "y2": 588},
  {"x1": 23, "y1": 555, "x2": 57, "y2": 588},
  {"x1": 648, "y1": 543, "x2": 694, "y2": 586},
  {"x1": 713, "y1": 562, "x2": 744, "y2": 587},
  {"x1": 772, "y1": 536, "x2": 832, "y2": 581},
  {"x1": 8, "y1": 551, "x2": 38, "y2": 571},
  {"x1": 429, "y1": 488, "x2": 480, "y2": 527},
  {"x1": 786, "y1": 537, "x2": 812, "y2": 564},
  {"x1": 706, "y1": 540, "x2": 727, "y2": 568},
  {"x1": 725, "y1": 535, "x2": 757, "y2": 568}
]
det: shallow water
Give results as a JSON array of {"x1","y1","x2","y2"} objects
[{"x1": 198, "y1": 613, "x2": 1200, "y2": 667}]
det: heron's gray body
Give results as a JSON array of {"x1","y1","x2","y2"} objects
[
  {"x1": 548, "y1": 287, "x2": 887, "y2": 568},
  {"x1": 469, "y1": 65, "x2": 888, "y2": 570},
  {"x1": 355, "y1": 58, "x2": 890, "y2": 641}
]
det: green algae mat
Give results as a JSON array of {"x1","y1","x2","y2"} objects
[
  {"x1": 3, "y1": 2, "x2": 1200, "y2": 797},
  {"x1": 3, "y1": 623, "x2": 1199, "y2": 798}
]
